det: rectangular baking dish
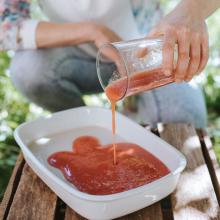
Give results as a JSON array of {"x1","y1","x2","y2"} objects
[{"x1": 14, "y1": 106, "x2": 186, "y2": 220}]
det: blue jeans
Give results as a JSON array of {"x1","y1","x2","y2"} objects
[{"x1": 10, "y1": 46, "x2": 207, "y2": 128}]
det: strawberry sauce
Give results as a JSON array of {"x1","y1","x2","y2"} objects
[{"x1": 48, "y1": 136, "x2": 170, "y2": 195}]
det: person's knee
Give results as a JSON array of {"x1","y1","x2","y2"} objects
[
  {"x1": 167, "y1": 102, "x2": 207, "y2": 128},
  {"x1": 10, "y1": 50, "x2": 45, "y2": 98},
  {"x1": 184, "y1": 99, "x2": 207, "y2": 128},
  {"x1": 137, "y1": 83, "x2": 207, "y2": 128},
  {"x1": 9, "y1": 49, "x2": 85, "y2": 111},
  {"x1": 9, "y1": 49, "x2": 62, "y2": 111},
  {"x1": 157, "y1": 83, "x2": 207, "y2": 128}
]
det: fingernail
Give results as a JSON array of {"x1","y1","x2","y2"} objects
[
  {"x1": 175, "y1": 78, "x2": 182, "y2": 83},
  {"x1": 185, "y1": 76, "x2": 192, "y2": 81},
  {"x1": 184, "y1": 76, "x2": 189, "y2": 80},
  {"x1": 164, "y1": 70, "x2": 171, "y2": 76}
]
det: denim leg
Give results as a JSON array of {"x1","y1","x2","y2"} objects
[
  {"x1": 10, "y1": 46, "x2": 113, "y2": 112},
  {"x1": 137, "y1": 82, "x2": 207, "y2": 128}
]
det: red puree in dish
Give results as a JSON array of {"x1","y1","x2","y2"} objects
[{"x1": 48, "y1": 136, "x2": 170, "y2": 195}]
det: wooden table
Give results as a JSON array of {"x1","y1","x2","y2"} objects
[{"x1": 1, "y1": 124, "x2": 220, "y2": 220}]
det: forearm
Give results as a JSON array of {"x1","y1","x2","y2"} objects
[
  {"x1": 176, "y1": 0, "x2": 220, "y2": 19},
  {"x1": 36, "y1": 21, "x2": 94, "y2": 48}
]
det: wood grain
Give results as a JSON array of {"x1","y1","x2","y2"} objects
[
  {"x1": 160, "y1": 196, "x2": 174, "y2": 220},
  {"x1": 197, "y1": 129, "x2": 220, "y2": 206},
  {"x1": 65, "y1": 206, "x2": 86, "y2": 220},
  {"x1": 6, "y1": 164, "x2": 57, "y2": 220},
  {"x1": 0, "y1": 153, "x2": 25, "y2": 220},
  {"x1": 117, "y1": 202, "x2": 163, "y2": 220},
  {"x1": 159, "y1": 124, "x2": 220, "y2": 220}
]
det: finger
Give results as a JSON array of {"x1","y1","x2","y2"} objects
[
  {"x1": 138, "y1": 28, "x2": 164, "y2": 58},
  {"x1": 185, "y1": 34, "x2": 201, "y2": 81},
  {"x1": 99, "y1": 44, "x2": 127, "y2": 78},
  {"x1": 101, "y1": 44, "x2": 119, "y2": 62},
  {"x1": 136, "y1": 47, "x2": 148, "y2": 58},
  {"x1": 162, "y1": 28, "x2": 177, "y2": 76},
  {"x1": 197, "y1": 34, "x2": 209, "y2": 74},
  {"x1": 174, "y1": 28, "x2": 190, "y2": 82},
  {"x1": 148, "y1": 28, "x2": 163, "y2": 38}
]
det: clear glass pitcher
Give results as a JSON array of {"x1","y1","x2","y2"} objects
[{"x1": 96, "y1": 38, "x2": 177, "y2": 101}]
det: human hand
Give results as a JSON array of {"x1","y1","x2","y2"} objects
[
  {"x1": 88, "y1": 23, "x2": 126, "y2": 77},
  {"x1": 89, "y1": 23, "x2": 122, "y2": 49},
  {"x1": 148, "y1": 3, "x2": 209, "y2": 82},
  {"x1": 88, "y1": 23, "x2": 122, "y2": 61}
]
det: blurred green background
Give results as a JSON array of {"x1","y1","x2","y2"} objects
[{"x1": 0, "y1": 1, "x2": 220, "y2": 200}]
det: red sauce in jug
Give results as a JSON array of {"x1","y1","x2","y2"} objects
[{"x1": 105, "y1": 68, "x2": 173, "y2": 101}]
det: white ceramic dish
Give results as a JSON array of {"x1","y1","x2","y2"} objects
[{"x1": 14, "y1": 106, "x2": 186, "y2": 220}]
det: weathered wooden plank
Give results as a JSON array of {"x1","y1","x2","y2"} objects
[
  {"x1": 64, "y1": 202, "x2": 163, "y2": 220},
  {"x1": 197, "y1": 129, "x2": 220, "y2": 206},
  {"x1": 6, "y1": 164, "x2": 57, "y2": 220},
  {"x1": 117, "y1": 202, "x2": 163, "y2": 220},
  {"x1": 65, "y1": 206, "x2": 86, "y2": 220},
  {"x1": 160, "y1": 196, "x2": 174, "y2": 220},
  {"x1": 0, "y1": 153, "x2": 25, "y2": 220},
  {"x1": 54, "y1": 198, "x2": 66, "y2": 220},
  {"x1": 152, "y1": 128, "x2": 174, "y2": 220},
  {"x1": 159, "y1": 124, "x2": 220, "y2": 220},
  {"x1": 197, "y1": 130, "x2": 220, "y2": 175}
]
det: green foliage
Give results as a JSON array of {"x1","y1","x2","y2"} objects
[
  {"x1": 203, "y1": 12, "x2": 220, "y2": 117},
  {"x1": 0, "y1": 52, "x2": 45, "y2": 199},
  {"x1": 0, "y1": 52, "x2": 25, "y2": 198},
  {"x1": 202, "y1": 11, "x2": 220, "y2": 150},
  {"x1": 214, "y1": 136, "x2": 220, "y2": 164}
]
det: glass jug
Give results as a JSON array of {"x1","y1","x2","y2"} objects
[{"x1": 96, "y1": 38, "x2": 177, "y2": 101}]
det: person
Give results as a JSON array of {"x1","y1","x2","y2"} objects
[{"x1": 0, "y1": 0, "x2": 219, "y2": 128}]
